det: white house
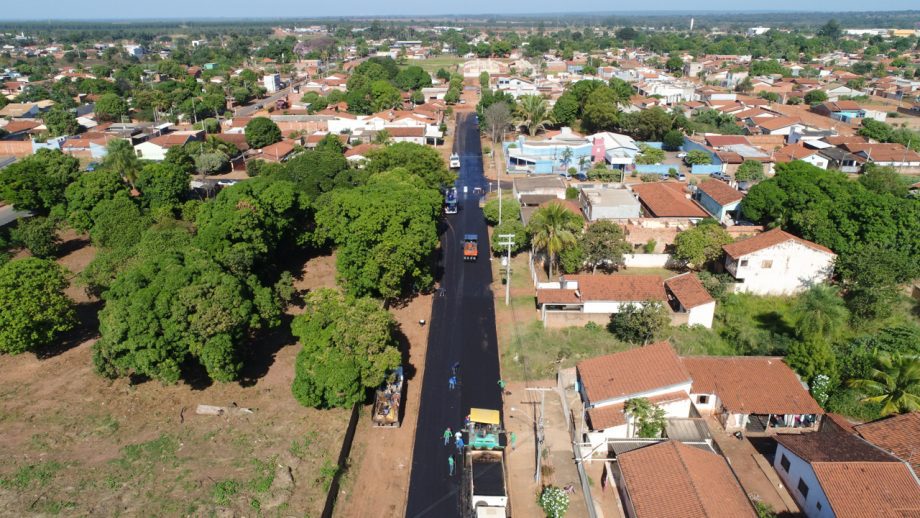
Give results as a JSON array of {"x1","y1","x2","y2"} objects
[
  {"x1": 495, "y1": 77, "x2": 538, "y2": 99},
  {"x1": 133, "y1": 131, "x2": 202, "y2": 161},
  {"x1": 772, "y1": 418, "x2": 920, "y2": 517},
  {"x1": 722, "y1": 228, "x2": 836, "y2": 295},
  {"x1": 263, "y1": 74, "x2": 281, "y2": 93},
  {"x1": 536, "y1": 273, "x2": 716, "y2": 329},
  {"x1": 577, "y1": 342, "x2": 694, "y2": 450}
]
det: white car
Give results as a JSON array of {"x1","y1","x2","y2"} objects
[
  {"x1": 449, "y1": 153, "x2": 461, "y2": 169},
  {"x1": 677, "y1": 152, "x2": 688, "y2": 159}
]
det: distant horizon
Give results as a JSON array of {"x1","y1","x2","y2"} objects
[{"x1": 2, "y1": 2, "x2": 919, "y2": 22}]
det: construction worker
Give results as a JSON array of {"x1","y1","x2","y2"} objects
[
  {"x1": 455, "y1": 436, "x2": 465, "y2": 452},
  {"x1": 443, "y1": 427, "x2": 452, "y2": 446},
  {"x1": 497, "y1": 379, "x2": 506, "y2": 391},
  {"x1": 448, "y1": 455, "x2": 455, "y2": 476},
  {"x1": 448, "y1": 375, "x2": 457, "y2": 390},
  {"x1": 452, "y1": 361, "x2": 460, "y2": 376},
  {"x1": 510, "y1": 432, "x2": 517, "y2": 451}
]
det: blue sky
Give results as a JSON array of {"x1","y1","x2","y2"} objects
[{"x1": 4, "y1": 0, "x2": 918, "y2": 20}]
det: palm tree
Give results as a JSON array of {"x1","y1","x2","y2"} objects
[
  {"x1": 560, "y1": 147, "x2": 574, "y2": 170},
  {"x1": 848, "y1": 353, "x2": 920, "y2": 416},
  {"x1": 103, "y1": 139, "x2": 141, "y2": 187},
  {"x1": 528, "y1": 203, "x2": 580, "y2": 279},
  {"x1": 515, "y1": 95, "x2": 553, "y2": 137},
  {"x1": 789, "y1": 285, "x2": 849, "y2": 343}
]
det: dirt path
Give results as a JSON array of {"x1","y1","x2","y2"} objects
[{"x1": 333, "y1": 293, "x2": 433, "y2": 518}]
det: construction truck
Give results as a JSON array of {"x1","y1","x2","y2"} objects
[
  {"x1": 460, "y1": 408, "x2": 509, "y2": 518},
  {"x1": 371, "y1": 367, "x2": 404, "y2": 427},
  {"x1": 463, "y1": 234, "x2": 479, "y2": 262}
]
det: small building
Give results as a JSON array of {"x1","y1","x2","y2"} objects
[
  {"x1": 682, "y1": 356, "x2": 823, "y2": 433},
  {"x1": 693, "y1": 180, "x2": 743, "y2": 222},
  {"x1": 773, "y1": 418, "x2": 920, "y2": 517},
  {"x1": 263, "y1": 73, "x2": 282, "y2": 93},
  {"x1": 614, "y1": 441, "x2": 757, "y2": 518},
  {"x1": 722, "y1": 228, "x2": 835, "y2": 295},
  {"x1": 511, "y1": 176, "x2": 567, "y2": 201},
  {"x1": 579, "y1": 188, "x2": 641, "y2": 221},
  {"x1": 133, "y1": 131, "x2": 203, "y2": 161}
]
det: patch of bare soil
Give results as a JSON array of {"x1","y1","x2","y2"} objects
[{"x1": 0, "y1": 241, "x2": 351, "y2": 516}]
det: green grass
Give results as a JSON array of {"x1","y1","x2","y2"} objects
[
  {"x1": 212, "y1": 479, "x2": 240, "y2": 506},
  {"x1": 0, "y1": 461, "x2": 63, "y2": 490},
  {"x1": 317, "y1": 459, "x2": 339, "y2": 492},
  {"x1": 400, "y1": 56, "x2": 465, "y2": 74}
]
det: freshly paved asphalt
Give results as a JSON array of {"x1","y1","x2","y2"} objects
[{"x1": 405, "y1": 113, "x2": 504, "y2": 518}]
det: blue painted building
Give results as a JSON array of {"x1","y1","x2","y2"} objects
[{"x1": 692, "y1": 179, "x2": 744, "y2": 222}]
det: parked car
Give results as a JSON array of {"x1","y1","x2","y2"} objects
[
  {"x1": 559, "y1": 172, "x2": 572, "y2": 180},
  {"x1": 677, "y1": 172, "x2": 686, "y2": 181},
  {"x1": 676, "y1": 152, "x2": 688, "y2": 159},
  {"x1": 709, "y1": 172, "x2": 731, "y2": 182}
]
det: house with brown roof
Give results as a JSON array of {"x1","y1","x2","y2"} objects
[
  {"x1": 630, "y1": 182, "x2": 708, "y2": 220},
  {"x1": 682, "y1": 356, "x2": 823, "y2": 433},
  {"x1": 773, "y1": 417, "x2": 920, "y2": 517},
  {"x1": 613, "y1": 441, "x2": 757, "y2": 518},
  {"x1": 722, "y1": 227, "x2": 836, "y2": 295},
  {"x1": 537, "y1": 272, "x2": 715, "y2": 329},
  {"x1": 773, "y1": 143, "x2": 830, "y2": 169},
  {"x1": 852, "y1": 411, "x2": 920, "y2": 474},
  {"x1": 754, "y1": 116, "x2": 801, "y2": 136},
  {"x1": 133, "y1": 130, "x2": 204, "y2": 161},
  {"x1": 692, "y1": 180, "x2": 744, "y2": 222},
  {"x1": 576, "y1": 342, "x2": 695, "y2": 447}
]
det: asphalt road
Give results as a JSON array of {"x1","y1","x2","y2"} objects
[
  {"x1": 233, "y1": 80, "x2": 304, "y2": 117},
  {"x1": 405, "y1": 113, "x2": 504, "y2": 518}
]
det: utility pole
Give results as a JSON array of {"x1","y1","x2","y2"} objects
[
  {"x1": 526, "y1": 387, "x2": 552, "y2": 485},
  {"x1": 497, "y1": 233, "x2": 515, "y2": 306}
]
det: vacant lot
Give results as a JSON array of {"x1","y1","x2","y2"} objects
[
  {"x1": 402, "y1": 56, "x2": 466, "y2": 74},
  {"x1": 0, "y1": 235, "x2": 351, "y2": 516}
]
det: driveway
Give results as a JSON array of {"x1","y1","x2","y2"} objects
[{"x1": 405, "y1": 113, "x2": 504, "y2": 517}]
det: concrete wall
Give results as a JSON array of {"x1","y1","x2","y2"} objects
[
  {"x1": 773, "y1": 444, "x2": 834, "y2": 518},
  {"x1": 726, "y1": 240, "x2": 835, "y2": 295},
  {"x1": 622, "y1": 253, "x2": 670, "y2": 268}
]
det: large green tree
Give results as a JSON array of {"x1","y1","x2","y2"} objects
[
  {"x1": 103, "y1": 139, "x2": 142, "y2": 187},
  {"x1": 608, "y1": 302, "x2": 670, "y2": 345},
  {"x1": 244, "y1": 117, "x2": 282, "y2": 149},
  {"x1": 270, "y1": 147, "x2": 353, "y2": 198},
  {"x1": 0, "y1": 258, "x2": 76, "y2": 354},
  {"x1": 291, "y1": 288, "x2": 401, "y2": 408},
  {"x1": 315, "y1": 172, "x2": 441, "y2": 299},
  {"x1": 93, "y1": 247, "x2": 279, "y2": 384},
  {"x1": 136, "y1": 162, "x2": 190, "y2": 210},
  {"x1": 790, "y1": 285, "x2": 849, "y2": 343},
  {"x1": 11, "y1": 216, "x2": 60, "y2": 259},
  {"x1": 672, "y1": 222, "x2": 732, "y2": 269},
  {"x1": 0, "y1": 149, "x2": 80, "y2": 213},
  {"x1": 64, "y1": 169, "x2": 129, "y2": 232},
  {"x1": 581, "y1": 87, "x2": 622, "y2": 133},
  {"x1": 43, "y1": 107, "x2": 80, "y2": 137},
  {"x1": 515, "y1": 95, "x2": 553, "y2": 137},
  {"x1": 94, "y1": 92, "x2": 129, "y2": 122},
  {"x1": 581, "y1": 221, "x2": 631, "y2": 274},
  {"x1": 363, "y1": 142, "x2": 454, "y2": 189}
]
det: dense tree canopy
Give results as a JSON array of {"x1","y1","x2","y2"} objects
[
  {"x1": 0, "y1": 258, "x2": 76, "y2": 355},
  {"x1": 291, "y1": 288, "x2": 401, "y2": 408},
  {"x1": 136, "y1": 162, "x2": 190, "y2": 210},
  {"x1": 315, "y1": 171, "x2": 441, "y2": 299},
  {"x1": 244, "y1": 117, "x2": 282, "y2": 149},
  {"x1": 672, "y1": 221, "x2": 733, "y2": 269},
  {"x1": 0, "y1": 149, "x2": 80, "y2": 213},
  {"x1": 363, "y1": 142, "x2": 454, "y2": 189},
  {"x1": 269, "y1": 147, "x2": 355, "y2": 198},
  {"x1": 64, "y1": 169, "x2": 129, "y2": 232}
]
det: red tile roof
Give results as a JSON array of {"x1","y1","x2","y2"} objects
[
  {"x1": 618, "y1": 441, "x2": 757, "y2": 518},
  {"x1": 631, "y1": 182, "x2": 708, "y2": 218},
  {"x1": 776, "y1": 417, "x2": 898, "y2": 463},
  {"x1": 577, "y1": 342, "x2": 691, "y2": 405},
  {"x1": 665, "y1": 273, "x2": 714, "y2": 309},
  {"x1": 537, "y1": 274, "x2": 666, "y2": 305},
  {"x1": 344, "y1": 143, "x2": 380, "y2": 158},
  {"x1": 812, "y1": 462, "x2": 920, "y2": 518},
  {"x1": 4, "y1": 119, "x2": 41, "y2": 133},
  {"x1": 854, "y1": 412, "x2": 920, "y2": 473},
  {"x1": 705, "y1": 135, "x2": 750, "y2": 148},
  {"x1": 758, "y1": 116, "x2": 800, "y2": 131},
  {"x1": 682, "y1": 356, "x2": 823, "y2": 415},
  {"x1": 697, "y1": 179, "x2": 743, "y2": 206},
  {"x1": 722, "y1": 227, "x2": 834, "y2": 259}
]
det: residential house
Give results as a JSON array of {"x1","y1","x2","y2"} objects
[
  {"x1": 774, "y1": 143, "x2": 831, "y2": 169},
  {"x1": 773, "y1": 417, "x2": 920, "y2": 517},
  {"x1": 577, "y1": 342, "x2": 694, "y2": 448},
  {"x1": 814, "y1": 146, "x2": 860, "y2": 173},
  {"x1": 683, "y1": 356, "x2": 823, "y2": 433},
  {"x1": 851, "y1": 412, "x2": 920, "y2": 474},
  {"x1": 495, "y1": 77, "x2": 538, "y2": 99},
  {"x1": 133, "y1": 131, "x2": 203, "y2": 161},
  {"x1": 343, "y1": 143, "x2": 380, "y2": 164},
  {"x1": 843, "y1": 142, "x2": 920, "y2": 169},
  {"x1": 511, "y1": 176, "x2": 567, "y2": 201},
  {"x1": 255, "y1": 140, "x2": 297, "y2": 162},
  {"x1": 613, "y1": 441, "x2": 757, "y2": 518},
  {"x1": 630, "y1": 182, "x2": 708, "y2": 221},
  {"x1": 692, "y1": 180, "x2": 743, "y2": 222},
  {"x1": 536, "y1": 273, "x2": 715, "y2": 329},
  {"x1": 579, "y1": 187, "x2": 641, "y2": 221},
  {"x1": 722, "y1": 228, "x2": 836, "y2": 295},
  {"x1": 0, "y1": 102, "x2": 40, "y2": 118},
  {"x1": 755, "y1": 116, "x2": 801, "y2": 136}
]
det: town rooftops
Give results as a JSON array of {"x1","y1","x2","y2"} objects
[
  {"x1": 776, "y1": 417, "x2": 899, "y2": 464},
  {"x1": 819, "y1": 100, "x2": 862, "y2": 112},
  {"x1": 697, "y1": 179, "x2": 743, "y2": 206},
  {"x1": 577, "y1": 342, "x2": 691, "y2": 405},
  {"x1": 512, "y1": 175, "x2": 566, "y2": 192},
  {"x1": 853, "y1": 412, "x2": 920, "y2": 473},
  {"x1": 539, "y1": 274, "x2": 667, "y2": 307},
  {"x1": 586, "y1": 390, "x2": 690, "y2": 430},
  {"x1": 617, "y1": 441, "x2": 757, "y2": 518},
  {"x1": 682, "y1": 356, "x2": 824, "y2": 416},
  {"x1": 722, "y1": 227, "x2": 834, "y2": 260},
  {"x1": 630, "y1": 182, "x2": 708, "y2": 218},
  {"x1": 812, "y1": 462, "x2": 920, "y2": 518},
  {"x1": 146, "y1": 131, "x2": 200, "y2": 148},
  {"x1": 757, "y1": 116, "x2": 800, "y2": 131}
]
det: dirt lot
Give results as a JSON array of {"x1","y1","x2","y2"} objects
[{"x1": 0, "y1": 236, "x2": 352, "y2": 517}]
